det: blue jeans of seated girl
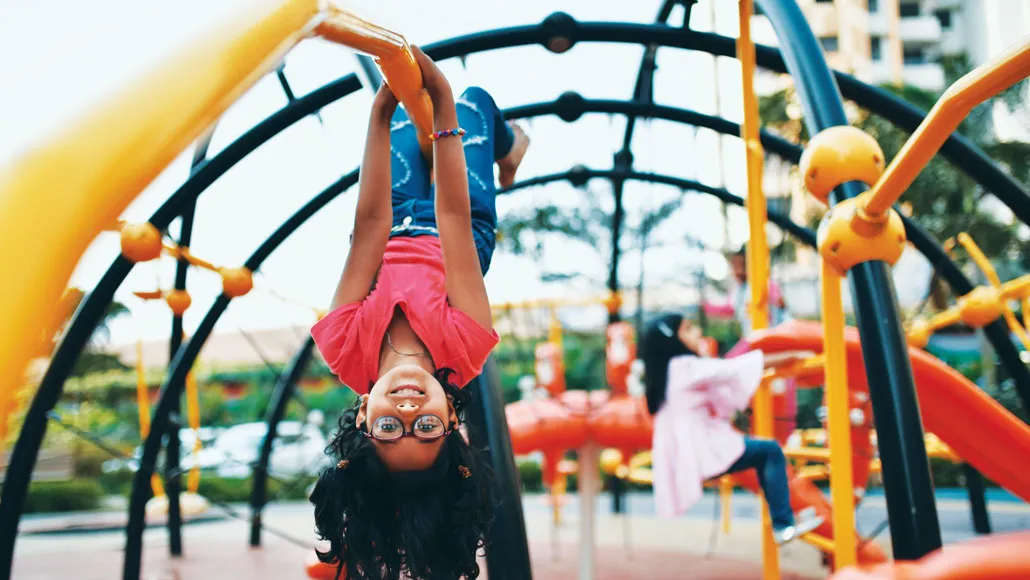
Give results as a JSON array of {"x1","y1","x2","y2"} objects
[
  {"x1": 388, "y1": 86, "x2": 515, "y2": 275},
  {"x1": 722, "y1": 437, "x2": 795, "y2": 529}
]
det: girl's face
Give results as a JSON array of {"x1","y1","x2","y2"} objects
[
  {"x1": 677, "y1": 318, "x2": 704, "y2": 354},
  {"x1": 358, "y1": 364, "x2": 457, "y2": 472}
]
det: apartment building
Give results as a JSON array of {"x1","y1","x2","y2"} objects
[{"x1": 756, "y1": 0, "x2": 1030, "y2": 92}]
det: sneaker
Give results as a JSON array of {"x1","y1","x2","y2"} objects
[{"x1": 774, "y1": 512, "x2": 824, "y2": 545}]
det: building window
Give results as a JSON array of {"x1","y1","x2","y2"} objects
[
  {"x1": 899, "y1": 2, "x2": 920, "y2": 17},
  {"x1": 815, "y1": 0, "x2": 834, "y2": 3},
  {"x1": 868, "y1": 0, "x2": 879, "y2": 12},
  {"x1": 819, "y1": 35, "x2": 839, "y2": 52},
  {"x1": 871, "y1": 37, "x2": 882, "y2": 61},
  {"x1": 903, "y1": 47, "x2": 925, "y2": 64},
  {"x1": 934, "y1": 9, "x2": 953, "y2": 29}
]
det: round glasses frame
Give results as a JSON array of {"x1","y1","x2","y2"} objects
[{"x1": 362, "y1": 414, "x2": 453, "y2": 442}]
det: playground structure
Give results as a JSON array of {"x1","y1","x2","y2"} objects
[{"x1": 1, "y1": 1, "x2": 1029, "y2": 579}]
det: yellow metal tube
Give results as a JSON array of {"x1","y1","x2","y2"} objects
[
  {"x1": 820, "y1": 261, "x2": 858, "y2": 568},
  {"x1": 316, "y1": 6, "x2": 435, "y2": 158},
  {"x1": 720, "y1": 476, "x2": 733, "y2": 534},
  {"x1": 135, "y1": 341, "x2": 165, "y2": 498},
  {"x1": 0, "y1": 0, "x2": 322, "y2": 407},
  {"x1": 957, "y1": 234, "x2": 1030, "y2": 348},
  {"x1": 738, "y1": 2, "x2": 778, "y2": 576},
  {"x1": 764, "y1": 353, "x2": 826, "y2": 380},
  {"x1": 185, "y1": 367, "x2": 202, "y2": 494},
  {"x1": 863, "y1": 39, "x2": 1030, "y2": 217}
]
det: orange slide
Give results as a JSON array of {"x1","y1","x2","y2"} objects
[{"x1": 743, "y1": 321, "x2": 1030, "y2": 574}]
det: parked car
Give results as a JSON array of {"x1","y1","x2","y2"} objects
[
  {"x1": 182, "y1": 421, "x2": 330, "y2": 479},
  {"x1": 101, "y1": 427, "x2": 221, "y2": 474}
]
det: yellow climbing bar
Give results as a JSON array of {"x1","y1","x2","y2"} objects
[
  {"x1": 0, "y1": 0, "x2": 321, "y2": 406},
  {"x1": 955, "y1": 233, "x2": 1030, "y2": 350},
  {"x1": 316, "y1": 6, "x2": 435, "y2": 158},
  {"x1": 863, "y1": 38, "x2": 1030, "y2": 217},
  {"x1": 820, "y1": 260, "x2": 858, "y2": 568},
  {"x1": 738, "y1": 1, "x2": 778, "y2": 576},
  {"x1": 136, "y1": 341, "x2": 166, "y2": 498},
  {"x1": 764, "y1": 353, "x2": 826, "y2": 380}
]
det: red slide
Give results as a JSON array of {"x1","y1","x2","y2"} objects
[
  {"x1": 746, "y1": 320, "x2": 1030, "y2": 503},
  {"x1": 828, "y1": 531, "x2": 1030, "y2": 579},
  {"x1": 730, "y1": 320, "x2": 1030, "y2": 568}
]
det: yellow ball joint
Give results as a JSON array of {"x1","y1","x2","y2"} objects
[
  {"x1": 817, "y1": 193, "x2": 907, "y2": 274},
  {"x1": 957, "y1": 286, "x2": 1003, "y2": 328},
  {"x1": 119, "y1": 222, "x2": 163, "y2": 263},
  {"x1": 599, "y1": 449, "x2": 623, "y2": 477},
  {"x1": 166, "y1": 289, "x2": 192, "y2": 315},
  {"x1": 906, "y1": 319, "x2": 933, "y2": 348},
  {"x1": 800, "y1": 126, "x2": 886, "y2": 205},
  {"x1": 220, "y1": 267, "x2": 254, "y2": 298}
]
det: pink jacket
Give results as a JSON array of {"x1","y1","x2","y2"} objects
[{"x1": 652, "y1": 351, "x2": 765, "y2": 518}]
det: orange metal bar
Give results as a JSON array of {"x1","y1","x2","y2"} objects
[
  {"x1": 820, "y1": 261, "x2": 858, "y2": 569},
  {"x1": 863, "y1": 39, "x2": 1030, "y2": 217},
  {"x1": 957, "y1": 233, "x2": 1030, "y2": 349},
  {"x1": 316, "y1": 6, "x2": 435, "y2": 158},
  {"x1": 764, "y1": 354, "x2": 826, "y2": 380},
  {"x1": 0, "y1": 0, "x2": 321, "y2": 407},
  {"x1": 163, "y1": 243, "x2": 219, "y2": 272},
  {"x1": 738, "y1": 1, "x2": 778, "y2": 576},
  {"x1": 135, "y1": 340, "x2": 165, "y2": 498}
]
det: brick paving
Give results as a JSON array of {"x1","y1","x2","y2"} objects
[{"x1": 11, "y1": 503, "x2": 830, "y2": 579}]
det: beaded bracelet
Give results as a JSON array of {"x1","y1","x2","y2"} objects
[{"x1": 429, "y1": 128, "x2": 466, "y2": 141}]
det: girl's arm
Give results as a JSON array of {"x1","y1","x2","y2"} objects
[
  {"x1": 327, "y1": 85, "x2": 397, "y2": 311},
  {"x1": 412, "y1": 47, "x2": 493, "y2": 330}
]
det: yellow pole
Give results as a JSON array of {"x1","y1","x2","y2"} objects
[
  {"x1": 720, "y1": 476, "x2": 733, "y2": 534},
  {"x1": 0, "y1": 0, "x2": 322, "y2": 407},
  {"x1": 738, "y1": 1, "x2": 778, "y2": 577},
  {"x1": 863, "y1": 39, "x2": 1030, "y2": 217},
  {"x1": 819, "y1": 261, "x2": 858, "y2": 569},
  {"x1": 136, "y1": 340, "x2": 165, "y2": 498},
  {"x1": 185, "y1": 367, "x2": 202, "y2": 494}
]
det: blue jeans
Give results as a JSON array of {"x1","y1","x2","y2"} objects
[
  {"x1": 723, "y1": 438, "x2": 794, "y2": 529},
  {"x1": 388, "y1": 86, "x2": 515, "y2": 275}
]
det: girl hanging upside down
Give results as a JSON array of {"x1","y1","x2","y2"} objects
[
  {"x1": 308, "y1": 46, "x2": 529, "y2": 580},
  {"x1": 641, "y1": 313, "x2": 824, "y2": 545}
]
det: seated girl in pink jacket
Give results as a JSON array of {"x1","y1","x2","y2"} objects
[{"x1": 642, "y1": 313, "x2": 823, "y2": 545}]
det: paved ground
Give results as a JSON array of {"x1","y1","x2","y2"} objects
[{"x1": 11, "y1": 491, "x2": 1028, "y2": 579}]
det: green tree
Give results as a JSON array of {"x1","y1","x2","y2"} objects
[
  {"x1": 70, "y1": 301, "x2": 132, "y2": 377},
  {"x1": 758, "y1": 57, "x2": 1030, "y2": 281},
  {"x1": 497, "y1": 178, "x2": 687, "y2": 304}
]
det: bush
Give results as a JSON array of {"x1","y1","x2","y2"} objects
[
  {"x1": 23, "y1": 479, "x2": 104, "y2": 514},
  {"x1": 196, "y1": 475, "x2": 318, "y2": 503},
  {"x1": 516, "y1": 460, "x2": 543, "y2": 492},
  {"x1": 97, "y1": 468, "x2": 135, "y2": 496}
]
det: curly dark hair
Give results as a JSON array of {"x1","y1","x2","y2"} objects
[{"x1": 310, "y1": 369, "x2": 495, "y2": 580}]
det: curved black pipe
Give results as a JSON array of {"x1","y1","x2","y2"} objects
[
  {"x1": 502, "y1": 168, "x2": 817, "y2": 247},
  {"x1": 165, "y1": 127, "x2": 218, "y2": 555},
  {"x1": 249, "y1": 337, "x2": 316, "y2": 547},
  {"x1": 756, "y1": 0, "x2": 941, "y2": 559},
  {"x1": 5, "y1": 16, "x2": 1026, "y2": 576},
  {"x1": 123, "y1": 169, "x2": 360, "y2": 580},
  {"x1": 465, "y1": 359, "x2": 534, "y2": 579},
  {"x1": 0, "y1": 73, "x2": 363, "y2": 578},
  {"x1": 422, "y1": 18, "x2": 1030, "y2": 222}
]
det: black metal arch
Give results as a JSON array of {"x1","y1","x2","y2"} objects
[
  {"x1": 503, "y1": 168, "x2": 816, "y2": 245},
  {"x1": 2, "y1": 8, "x2": 1027, "y2": 579}
]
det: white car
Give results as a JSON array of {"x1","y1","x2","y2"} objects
[{"x1": 183, "y1": 421, "x2": 331, "y2": 479}]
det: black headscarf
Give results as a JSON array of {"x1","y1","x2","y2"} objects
[{"x1": 641, "y1": 312, "x2": 700, "y2": 416}]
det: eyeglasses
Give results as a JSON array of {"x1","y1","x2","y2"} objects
[{"x1": 363, "y1": 414, "x2": 451, "y2": 442}]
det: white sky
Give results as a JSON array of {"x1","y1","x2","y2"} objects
[{"x1": 0, "y1": 0, "x2": 930, "y2": 349}]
